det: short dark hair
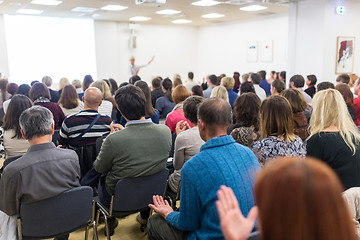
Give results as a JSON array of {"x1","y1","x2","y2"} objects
[
  {"x1": 129, "y1": 75, "x2": 141, "y2": 85},
  {"x1": 7, "y1": 83, "x2": 18, "y2": 96},
  {"x1": 307, "y1": 75, "x2": 317, "y2": 85},
  {"x1": 240, "y1": 81, "x2": 255, "y2": 94},
  {"x1": 188, "y1": 72, "x2": 194, "y2": 80},
  {"x1": 290, "y1": 75, "x2": 305, "y2": 88},
  {"x1": 119, "y1": 82, "x2": 129, "y2": 88},
  {"x1": 209, "y1": 74, "x2": 217, "y2": 85},
  {"x1": 152, "y1": 77, "x2": 161, "y2": 89},
  {"x1": 336, "y1": 74, "x2": 350, "y2": 84},
  {"x1": 317, "y1": 82, "x2": 335, "y2": 92},
  {"x1": 191, "y1": 85, "x2": 203, "y2": 97},
  {"x1": 280, "y1": 71, "x2": 286, "y2": 80},
  {"x1": 17, "y1": 84, "x2": 31, "y2": 97},
  {"x1": 250, "y1": 73, "x2": 261, "y2": 85},
  {"x1": 233, "y1": 93, "x2": 260, "y2": 130},
  {"x1": 29, "y1": 83, "x2": 51, "y2": 101},
  {"x1": 272, "y1": 79, "x2": 285, "y2": 94},
  {"x1": 115, "y1": 85, "x2": 145, "y2": 120},
  {"x1": 258, "y1": 70, "x2": 266, "y2": 80},
  {"x1": 183, "y1": 96, "x2": 204, "y2": 124},
  {"x1": 198, "y1": 98, "x2": 232, "y2": 128}
]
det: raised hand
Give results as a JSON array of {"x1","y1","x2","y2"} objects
[
  {"x1": 216, "y1": 186, "x2": 258, "y2": 240},
  {"x1": 149, "y1": 195, "x2": 174, "y2": 219}
]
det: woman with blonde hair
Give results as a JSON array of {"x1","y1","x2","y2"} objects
[
  {"x1": 84, "y1": 80, "x2": 114, "y2": 117},
  {"x1": 210, "y1": 86, "x2": 229, "y2": 103},
  {"x1": 173, "y1": 74, "x2": 183, "y2": 88},
  {"x1": 251, "y1": 96, "x2": 306, "y2": 165},
  {"x1": 307, "y1": 89, "x2": 360, "y2": 190},
  {"x1": 58, "y1": 77, "x2": 69, "y2": 96}
]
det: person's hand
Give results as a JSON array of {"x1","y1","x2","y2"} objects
[
  {"x1": 148, "y1": 56, "x2": 155, "y2": 64},
  {"x1": 216, "y1": 186, "x2": 258, "y2": 240},
  {"x1": 175, "y1": 120, "x2": 190, "y2": 136},
  {"x1": 57, "y1": 145, "x2": 63, "y2": 148},
  {"x1": 148, "y1": 195, "x2": 174, "y2": 220},
  {"x1": 110, "y1": 122, "x2": 124, "y2": 133}
]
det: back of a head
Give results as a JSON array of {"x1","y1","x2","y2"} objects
[
  {"x1": 233, "y1": 93, "x2": 260, "y2": 130},
  {"x1": 83, "y1": 87, "x2": 103, "y2": 109},
  {"x1": 115, "y1": 85, "x2": 145, "y2": 121},
  {"x1": 183, "y1": 96, "x2": 204, "y2": 125},
  {"x1": 152, "y1": 77, "x2": 161, "y2": 89},
  {"x1": 272, "y1": 79, "x2": 285, "y2": 94},
  {"x1": 241, "y1": 73, "x2": 250, "y2": 83},
  {"x1": 188, "y1": 72, "x2": 194, "y2": 80},
  {"x1": 173, "y1": 77, "x2": 183, "y2": 89},
  {"x1": 7, "y1": 83, "x2": 18, "y2": 96},
  {"x1": 30, "y1": 80, "x2": 39, "y2": 86},
  {"x1": 350, "y1": 74, "x2": 358, "y2": 87},
  {"x1": 335, "y1": 83, "x2": 354, "y2": 107},
  {"x1": 59, "y1": 85, "x2": 79, "y2": 109},
  {"x1": 162, "y1": 78, "x2": 173, "y2": 102},
  {"x1": 290, "y1": 75, "x2": 305, "y2": 88},
  {"x1": 260, "y1": 95, "x2": 295, "y2": 142},
  {"x1": 307, "y1": 75, "x2": 317, "y2": 86},
  {"x1": 258, "y1": 70, "x2": 266, "y2": 80},
  {"x1": 210, "y1": 86, "x2": 229, "y2": 103},
  {"x1": 316, "y1": 81, "x2": 335, "y2": 92},
  {"x1": 108, "y1": 78, "x2": 119, "y2": 95},
  {"x1": 280, "y1": 71, "x2": 286, "y2": 81},
  {"x1": 191, "y1": 85, "x2": 203, "y2": 97},
  {"x1": 240, "y1": 81, "x2": 255, "y2": 94},
  {"x1": 59, "y1": 78, "x2": 69, "y2": 90},
  {"x1": 119, "y1": 82, "x2": 129, "y2": 88},
  {"x1": 255, "y1": 157, "x2": 357, "y2": 240},
  {"x1": 209, "y1": 74, "x2": 217, "y2": 86},
  {"x1": 135, "y1": 80, "x2": 155, "y2": 117},
  {"x1": 198, "y1": 98, "x2": 232, "y2": 128},
  {"x1": 72, "y1": 79, "x2": 82, "y2": 89},
  {"x1": 90, "y1": 80, "x2": 111, "y2": 99},
  {"x1": 17, "y1": 84, "x2": 31, "y2": 97},
  {"x1": 129, "y1": 75, "x2": 141, "y2": 85},
  {"x1": 221, "y1": 77, "x2": 235, "y2": 91},
  {"x1": 19, "y1": 105, "x2": 54, "y2": 140},
  {"x1": 172, "y1": 85, "x2": 190, "y2": 104},
  {"x1": 233, "y1": 72, "x2": 240, "y2": 90},
  {"x1": 280, "y1": 89, "x2": 307, "y2": 113},
  {"x1": 83, "y1": 75, "x2": 94, "y2": 91},
  {"x1": 336, "y1": 74, "x2": 350, "y2": 84},
  {"x1": 29, "y1": 83, "x2": 50, "y2": 101},
  {"x1": 250, "y1": 73, "x2": 261, "y2": 85},
  {"x1": 42, "y1": 76, "x2": 52, "y2": 87},
  {"x1": 0, "y1": 79, "x2": 8, "y2": 92}
]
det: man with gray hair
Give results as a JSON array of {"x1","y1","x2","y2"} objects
[
  {"x1": 42, "y1": 75, "x2": 59, "y2": 103},
  {"x1": 0, "y1": 106, "x2": 80, "y2": 239}
]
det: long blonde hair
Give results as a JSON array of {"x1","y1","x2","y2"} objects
[
  {"x1": 309, "y1": 89, "x2": 360, "y2": 154},
  {"x1": 90, "y1": 80, "x2": 112, "y2": 99},
  {"x1": 210, "y1": 86, "x2": 229, "y2": 103}
]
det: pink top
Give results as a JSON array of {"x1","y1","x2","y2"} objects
[{"x1": 166, "y1": 109, "x2": 193, "y2": 133}]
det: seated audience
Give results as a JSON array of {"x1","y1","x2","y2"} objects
[
  {"x1": 249, "y1": 73, "x2": 266, "y2": 101},
  {"x1": 129, "y1": 75, "x2": 141, "y2": 85},
  {"x1": 210, "y1": 86, "x2": 229, "y2": 103},
  {"x1": 0, "y1": 95, "x2": 32, "y2": 158},
  {"x1": 3, "y1": 83, "x2": 18, "y2": 113},
  {"x1": 166, "y1": 85, "x2": 193, "y2": 133},
  {"x1": 280, "y1": 89, "x2": 309, "y2": 141},
  {"x1": 80, "y1": 75, "x2": 94, "y2": 100},
  {"x1": 216, "y1": 157, "x2": 357, "y2": 240},
  {"x1": 335, "y1": 83, "x2": 356, "y2": 122},
  {"x1": 0, "y1": 106, "x2": 80, "y2": 240},
  {"x1": 240, "y1": 81, "x2": 255, "y2": 94},
  {"x1": 58, "y1": 77, "x2": 69, "y2": 96},
  {"x1": 156, "y1": 78, "x2": 176, "y2": 119},
  {"x1": 94, "y1": 85, "x2": 171, "y2": 235},
  {"x1": 336, "y1": 73, "x2": 350, "y2": 85},
  {"x1": 151, "y1": 77, "x2": 164, "y2": 108},
  {"x1": 191, "y1": 85, "x2": 203, "y2": 97},
  {"x1": 17, "y1": 84, "x2": 31, "y2": 97},
  {"x1": 271, "y1": 79, "x2": 285, "y2": 96},
  {"x1": 289, "y1": 75, "x2": 312, "y2": 104},
  {"x1": 87, "y1": 80, "x2": 115, "y2": 117},
  {"x1": 241, "y1": 73, "x2": 249, "y2": 83},
  {"x1": 317, "y1": 81, "x2": 335, "y2": 92},
  {"x1": 221, "y1": 77, "x2": 238, "y2": 107},
  {"x1": 251, "y1": 96, "x2": 306, "y2": 166},
  {"x1": 233, "y1": 72, "x2": 240, "y2": 93},
  {"x1": 173, "y1": 74, "x2": 183, "y2": 88},
  {"x1": 307, "y1": 89, "x2": 360, "y2": 190},
  {"x1": 58, "y1": 84, "x2": 84, "y2": 117},
  {"x1": 42, "y1": 76, "x2": 59, "y2": 103},
  {"x1": 258, "y1": 70, "x2": 271, "y2": 96},
  {"x1": 305, "y1": 74, "x2": 317, "y2": 98},
  {"x1": 185, "y1": 72, "x2": 197, "y2": 93},
  {"x1": 147, "y1": 98, "x2": 261, "y2": 240},
  {"x1": 108, "y1": 78, "x2": 119, "y2": 96},
  {"x1": 29, "y1": 83, "x2": 65, "y2": 130},
  {"x1": 72, "y1": 79, "x2": 83, "y2": 94},
  {"x1": 353, "y1": 79, "x2": 360, "y2": 126},
  {"x1": 59, "y1": 87, "x2": 111, "y2": 148},
  {"x1": 168, "y1": 96, "x2": 205, "y2": 193},
  {"x1": 229, "y1": 93, "x2": 261, "y2": 147},
  {"x1": 203, "y1": 74, "x2": 217, "y2": 98}
]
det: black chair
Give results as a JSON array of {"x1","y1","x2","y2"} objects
[
  {"x1": 96, "y1": 168, "x2": 169, "y2": 239},
  {"x1": 248, "y1": 231, "x2": 260, "y2": 240},
  {"x1": 165, "y1": 181, "x2": 181, "y2": 210},
  {"x1": 52, "y1": 130, "x2": 60, "y2": 146},
  {"x1": 17, "y1": 186, "x2": 98, "y2": 240}
]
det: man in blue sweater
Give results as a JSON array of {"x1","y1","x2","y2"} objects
[{"x1": 147, "y1": 98, "x2": 261, "y2": 240}]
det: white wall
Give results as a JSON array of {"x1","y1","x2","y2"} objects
[{"x1": 0, "y1": 15, "x2": 9, "y2": 78}]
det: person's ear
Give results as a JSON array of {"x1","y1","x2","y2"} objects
[
  {"x1": 99, "y1": 99, "x2": 102, "y2": 107},
  {"x1": 82, "y1": 96, "x2": 84, "y2": 102},
  {"x1": 21, "y1": 129, "x2": 28, "y2": 140},
  {"x1": 51, "y1": 123, "x2": 55, "y2": 135}
]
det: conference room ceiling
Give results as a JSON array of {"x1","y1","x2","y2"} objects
[{"x1": 0, "y1": 0, "x2": 300, "y2": 26}]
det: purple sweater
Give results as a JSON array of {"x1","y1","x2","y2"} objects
[{"x1": 34, "y1": 102, "x2": 65, "y2": 130}]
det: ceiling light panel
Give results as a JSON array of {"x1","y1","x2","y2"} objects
[
  {"x1": 156, "y1": 9, "x2": 181, "y2": 15},
  {"x1": 192, "y1": 0, "x2": 221, "y2": 7},
  {"x1": 101, "y1": 5, "x2": 128, "y2": 11},
  {"x1": 72, "y1": 7, "x2": 98, "y2": 13},
  {"x1": 172, "y1": 19, "x2": 192, "y2": 24},
  {"x1": 17, "y1": 9, "x2": 44, "y2": 14},
  {"x1": 31, "y1": 0, "x2": 62, "y2": 6},
  {"x1": 129, "y1": 16, "x2": 151, "y2": 21},
  {"x1": 240, "y1": 5, "x2": 268, "y2": 11},
  {"x1": 202, "y1": 13, "x2": 225, "y2": 18}
]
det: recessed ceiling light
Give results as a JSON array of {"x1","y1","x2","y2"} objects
[
  {"x1": 172, "y1": 19, "x2": 192, "y2": 24},
  {"x1": 202, "y1": 13, "x2": 224, "y2": 18},
  {"x1": 156, "y1": 9, "x2": 181, "y2": 15},
  {"x1": 71, "y1": 7, "x2": 98, "y2": 13},
  {"x1": 17, "y1": 9, "x2": 44, "y2": 14},
  {"x1": 240, "y1": 5, "x2": 268, "y2": 11},
  {"x1": 129, "y1": 16, "x2": 151, "y2": 21},
  {"x1": 9, "y1": 2, "x2": 22, "y2": 6},
  {"x1": 192, "y1": 0, "x2": 221, "y2": 7},
  {"x1": 31, "y1": 0, "x2": 62, "y2": 6},
  {"x1": 101, "y1": 5, "x2": 128, "y2": 11}
]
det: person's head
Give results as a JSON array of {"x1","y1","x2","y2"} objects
[
  {"x1": 30, "y1": 80, "x2": 39, "y2": 86},
  {"x1": 271, "y1": 79, "x2": 285, "y2": 95},
  {"x1": 254, "y1": 157, "x2": 357, "y2": 240},
  {"x1": 335, "y1": 83, "x2": 354, "y2": 107},
  {"x1": 336, "y1": 74, "x2": 350, "y2": 85},
  {"x1": 280, "y1": 89, "x2": 307, "y2": 113},
  {"x1": 198, "y1": 98, "x2": 232, "y2": 141},
  {"x1": 58, "y1": 84, "x2": 79, "y2": 109},
  {"x1": 59, "y1": 77, "x2": 69, "y2": 90},
  {"x1": 29, "y1": 83, "x2": 51, "y2": 101},
  {"x1": 3, "y1": 94, "x2": 33, "y2": 139},
  {"x1": 233, "y1": 72, "x2": 240, "y2": 90},
  {"x1": 249, "y1": 73, "x2": 261, "y2": 85},
  {"x1": 270, "y1": 71, "x2": 276, "y2": 79},
  {"x1": 316, "y1": 81, "x2": 335, "y2": 92},
  {"x1": 17, "y1": 84, "x2": 31, "y2": 97},
  {"x1": 208, "y1": 74, "x2": 217, "y2": 86},
  {"x1": 19, "y1": 106, "x2": 54, "y2": 142},
  {"x1": 183, "y1": 96, "x2": 204, "y2": 125},
  {"x1": 279, "y1": 71, "x2": 286, "y2": 82},
  {"x1": 220, "y1": 77, "x2": 235, "y2": 91},
  {"x1": 260, "y1": 95, "x2": 296, "y2": 142},
  {"x1": 90, "y1": 80, "x2": 112, "y2": 99},
  {"x1": 7, "y1": 83, "x2": 18, "y2": 96},
  {"x1": 233, "y1": 93, "x2": 260, "y2": 130},
  {"x1": 119, "y1": 82, "x2": 129, "y2": 88},
  {"x1": 0, "y1": 78, "x2": 8, "y2": 92},
  {"x1": 108, "y1": 78, "x2": 118, "y2": 96},
  {"x1": 210, "y1": 86, "x2": 229, "y2": 103},
  {"x1": 173, "y1": 74, "x2": 183, "y2": 88},
  {"x1": 289, "y1": 75, "x2": 305, "y2": 88},
  {"x1": 41, "y1": 76, "x2": 52, "y2": 87},
  {"x1": 130, "y1": 56, "x2": 135, "y2": 66},
  {"x1": 152, "y1": 77, "x2": 162, "y2": 89},
  {"x1": 129, "y1": 75, "x2": 141, "y2": 85},
  {"x1": 241, "y1": 73, "x2": 249, "y2": 83},
  {"x1": 354, "y1": 78, "x2": 360, "y2": 96},
  {"x1": 72, "y1": 79, "x2": 82, "y2": 89},
  {"x1": 306, "y1": 75, "x2": 317, "y2": 86},
  {"x1": 172, "y1": 85, "x2": 190, "y2": 104},
  {"x1": 83, "y1": 75, "x2": 94, "y2": 91},
  {"x1": 349, "y1": 74, "x2": 358, "y2": 88},
  {"x1": 134, "y1": 80, "x2": 155, "y2": 118},
  {"x1": 310, "y1": 89, "x2": 360, "y2": 154},
  {"x1": 188, "y1": 72, "x2": 194, "y2": 80},
  {"x1": 162, "y1": 78, "x2": 173, "y2": 102},
  {"x1": 115, "y1": 85, "x2": 145, "y2": 121},
  {"x1": 258, "y1": 70, "x2": 266, "y2": 80},
  {"x1": 240, "y1": 81, "x2": 255, "y2": 94},
  {"x1": 82, "y1": 87, "x2": 103, "y2": 110},
  {"x1": 191, "y1": 85, "x2": 203, "y2": 97}
]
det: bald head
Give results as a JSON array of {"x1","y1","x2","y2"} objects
[{"x1": 83, "y1": 87, "x2": 103, "y2": 110}]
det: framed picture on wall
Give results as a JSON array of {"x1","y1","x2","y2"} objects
[
  {"x1": 336, "y1": 36, "x2": 355, "y2": 74},
  {"x1": 247, "y1": 41, "x2": 258, "y2": 62},
  {"x1": 260, "y1": 40, "x2": 273, "y2": 62}
]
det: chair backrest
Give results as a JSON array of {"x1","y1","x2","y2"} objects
[
  {"x1": 248, "y1": 231, "x2": 260, "y2": 240},
  {"x1": 113, "y1": 168, "x2": 169, "y2": 212},
  {"x1": 19, "y1": 186, "x2": 93, "y2": 239}
]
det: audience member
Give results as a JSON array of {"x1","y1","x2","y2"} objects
[
  {"x1": 279, "y1": 71, "x2": 286, "y2": 84},
  {"x1": 307, "y1": 89, "x2": 360, "y2": 190},
  {"x1": 29, "y1": 83, "x2": 65, "y2": 130},
  {"x1": 258, "y1": 70, "x2": 271, "y2": 96},
  {"x1": 249, "y1": 73, "x2": 266, "y2": 101},
  {"x1": 349, "y1": 73, "x2": 358, "y2": 97},
  {"x1": 191, "y1": 85, "x2": 203, "y2": 97},
  {"x1": 335, "y1": 83, "x2": 356, "y2": 122},
  {"x1": 80, "y1": 75, "x2": 94, "y2": 100},
  {"x1": 30, "y1": 80, "x2": 39, "y2": 86},
  {"x1": 233, "y1": 72, "x2": 241, "y2": 93},
  {"x1": 317, "y1": 81, "x2": 335, "y2": 92},
  {"x1": 241, "y1": 73, "x2": 249, "y2": 83},
  {"x1": 173, "y1": 74, "x2": 183, "y2": 88},
  {"x1": 58, "y1": 77, "x2": 69, "y2": 96},
  {"x1": 59, "y1": 87, "x2": 111, "y2": 148},
  {"x1": 17, "y1": 84, "x2": 31, "y2": 97},
  {"x1": 88, "y1": 80, "x2": 115, "y2": 117},
  {"x1": 185, "y1": 72, "x2": 197, "y2": 93},
  {"x1": 251, "y1": 96, "x2": 306, "y2": 166},
  {"x1": 147, "y1": 98, "x2": 261, "y2": 240},
  {"x1": 280, "y1": 89, "x2": 309, "y2": 141},
  {"x1": 216, "y1": 157, "x2": 357, "y2": 240},
  {"x1": 336, "y1": 73, "x2": 350, "y2": 85},
  {"x1": 168, "y1": 96, "x2": 205, "y2": 193},
  {"x1": 289, "y1": 75, "x2": 312, "y2": 104},
  {"x1": 271, "y1": 79, "x2": 285, "y2": 95},
  {"x1": 268, "y1": 70, "x2": 276, "y2": 84},
  {"x1": 203, "y1": 74, "x2": 217, "y2": 98},
  {"x1": 156, "y1": 78, "x2": 176, "y2": 119},
  {"x1": 353, "y1": 79, "x2": 360, "y2": 126},
  {"x1": 42, "y1": 76, "x2": 59, "y2": 103},
  {"x1": 210, "y1": 86, "x2": 229, "y2": 103},
  {"x1": 129, "y1": 75, "x2": 141, "y2": 85},
  {"x1": 72, "y1": 79, "x2": 83, "y2": 94},
  {"x1": 58, "y1": 84, "x2": 84, "y2": 117},
  {"x1": 305, "y1": 74, "x2": 317, "y2": 98},
  {"x1": 240, "y1": 81, "x2": 255, "y2": 94},
  {"x1": 151, "y1": 77, "x2": 164, "y2": 108},
  {"x1": 94, "y1": 85, "x2": 171, "y2": 234},
  {"x1": 3, "y1": 83, "x2": 18, "y2": 113},
  {"x1": 221, "y1": 77, "x2": 238, "y2": 107},
  {"x1": 108, "y1": 78, "x2": 119, "y2": 96},
  {"x1": 0, "y1": 95, "x2": 32, "y2": 158},
  {"x1": 229, "y1": 93, "x2": 261, "y2": 147},
  {"x1": 0, "y1": 79, "x2": 10, "y2": 110}
]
